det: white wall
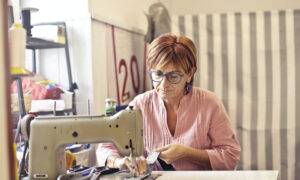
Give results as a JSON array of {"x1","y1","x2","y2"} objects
[
  {"x1": 166, "y1": 0, "x2": 300, "y2": 15},
  {"x1": 88, "y1": 0, "x2": 171, "y2": 34},
  {"x1": 88, "y1": 0, "x2": 170, "y2": 114},
  {"x1": 90, "y1": 20, "x2": 107, "y2": 114}
]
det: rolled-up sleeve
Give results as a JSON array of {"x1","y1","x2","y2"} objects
[
  {"x1": 205, "y1": 96, "x2": 241, "y2": 170},
  {"x1": 96, "y1": 143, "x2": 122, "y2": 166}
]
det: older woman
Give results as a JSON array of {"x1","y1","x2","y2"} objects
[{"x1": 97, "y1": 34, "x2": 241, "y2": 174}]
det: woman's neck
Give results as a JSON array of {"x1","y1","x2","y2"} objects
[{"x1": 163, "y1": 92, "x2": 185, "y2": 111}]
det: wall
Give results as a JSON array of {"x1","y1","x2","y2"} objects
[
  {"x1": 90, "y1": 20, "x2": 107, "y2": 115},
  {"x1": 167, "y1": 0, "x2": 300, "y2": 15},
  {"x1": 88, "y1": 0, "x2": 170, "y2": 114},
  {"x1": 88, "y1": 0, "x2": 171, "y2": 34}
]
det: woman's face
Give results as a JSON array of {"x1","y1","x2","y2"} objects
[{"x1": 151, "y1": 63, "x2": 193, "y2": 101}]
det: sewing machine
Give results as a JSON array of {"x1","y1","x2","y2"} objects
[{"x1": 20, "y1": 108, "x2": 144, "y2": 180}]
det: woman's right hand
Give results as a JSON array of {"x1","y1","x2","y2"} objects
[{"x1": 108, "y1": 155, "x2": 147, "y2": 175}]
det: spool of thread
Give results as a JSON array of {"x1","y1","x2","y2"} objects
[
  {"x1": 105, "y1": 98, "x2": 116, "y2": 115},
  {"x1": 9, "y1": 24, "x2": 26, "y2": 69}
]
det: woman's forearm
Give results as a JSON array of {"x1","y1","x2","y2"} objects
[
  {"x1": 106, "y1": 155, "x2": 122, "y2": 168},
  {"x1": 183, "y1": 147, "x2": 212, "y2": 169}
]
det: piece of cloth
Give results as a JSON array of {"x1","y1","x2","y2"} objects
[
  {"x1": 96, "y1": 87, "x2": 241, "y2": 170},
  {"x1": 144, "y1": 2, "x2": 171, "y2": 43}
]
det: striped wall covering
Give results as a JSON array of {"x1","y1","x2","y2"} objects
[{"x1": 171, "y1": 10, "x2": 300, "y2": 180}]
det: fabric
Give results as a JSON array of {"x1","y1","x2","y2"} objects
[
  {"x1": 11, "y1": 77, "x2": 61, "y2": 100},
  {"x1": 171, "y1": 9, "x2": 300, "y2": 180},
  {"x1": 96, "y1": 87, "x2": 240, "y2": 170},
  {"x1": 144, "y1": 2, "x2": 171, "y2": 43}
]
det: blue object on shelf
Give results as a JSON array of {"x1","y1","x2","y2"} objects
[{"x1": 46, "y1": 84, "x2": 56, "y2": 89}]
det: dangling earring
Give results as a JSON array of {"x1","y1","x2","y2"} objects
[{"x1": 186, "y1": 83, "x2": 192, "y2": 91}]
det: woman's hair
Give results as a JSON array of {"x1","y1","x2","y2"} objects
[{"x1": 147, "y1": 34, "x2": 197, "y2": 86}]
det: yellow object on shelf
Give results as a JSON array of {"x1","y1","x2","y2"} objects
[
  {"x1": 35, "y1": 80, "x2": 56, "y2": 87},
  {"x1": 13, "y1": 24, "x2": 23, "y2": 28},
  {"x1": 13, "y1": 143, "x2": 19, "y2": 180},
  {"x1": 11, "y1": 67, "x2": 30, "y2": 75},
  {"x1": 57, "y1": 25, "x2": 66, "y2": 44}
]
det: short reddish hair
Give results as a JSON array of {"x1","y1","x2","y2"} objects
[{"x1": 147, "y1": 34, "x2": 197, "y2": 85}]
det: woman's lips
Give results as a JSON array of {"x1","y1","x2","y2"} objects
[{"x1": 159, "y1": 89, "x2": 171, "y2": 93}]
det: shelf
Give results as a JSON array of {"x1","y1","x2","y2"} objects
[
  {"x1": 12, "y1": 109, "x2": 74, "y2": 117},
  {"x1": 26, "y1": 36, "x2": 66, "y2": 49},
  {"x1": 23, "y1": 21, "x2": 77, "y2": 115},
  {"x1": 33, "y1": 109, "x2": 74, "y2": 116},
  {"x1": 11, "y1": 74, "x2": 30, "y2": 82}
]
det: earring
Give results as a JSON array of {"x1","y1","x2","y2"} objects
[{"x1": 186, "y1": 83, "x2": 192, "y2": 91}]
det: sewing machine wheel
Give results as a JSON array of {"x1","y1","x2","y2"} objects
[{"x1": 21, "y1": 114, "x2": 35, "y2": 140}]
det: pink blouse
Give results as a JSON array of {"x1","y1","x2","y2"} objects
[{"x1": 96, "y1": 87, "x2": 241, "y2": 170}]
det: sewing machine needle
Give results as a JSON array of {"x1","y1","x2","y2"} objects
[{"x1": 130, "y1": 148, "x2": 137, "y2": 177}]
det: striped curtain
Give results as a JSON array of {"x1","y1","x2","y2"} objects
[{"x1": 171, "y1": 10, "x2": 300, "y2": 180}]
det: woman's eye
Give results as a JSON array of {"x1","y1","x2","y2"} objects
[
  {"x1": 169, "y1": 73, "x2": 179, "y2": 78},
  {"x1": 154, "y1": 72, "x2": 163, "y2": 76}
]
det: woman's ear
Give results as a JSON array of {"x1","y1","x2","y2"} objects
[{"x1": 187, "y1": 67, "x2": 196, "y2": 82}]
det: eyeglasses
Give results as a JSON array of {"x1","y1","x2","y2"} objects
[{"x1": 148, "y1": 71, "x2": 184, "y2": 84}]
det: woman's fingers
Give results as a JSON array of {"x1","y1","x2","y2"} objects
[
  {"x1": 124, "y1": 157, "x2": 135, "y2": 173},
  {"x1": 155, "y1": 145, "x2": 170, "y2": 152},
  {"x1": 136, "y1": 157, "x2": 143, "y2": 174},
  {"x1": 140, "y1": 156, "x2": 147, "y2": 173},
  {"x1": 139, "y1": 156, "x2": 147, "y2": 174},
  {"x1": 118, "y1": 156, "x2": 147, "y2": 175},
  {"x1": 135, "y1": 156, "x2": 147, "y2": 174},
  {"x1": 146, "y1": 147, "x2": 151, "y2": 154}
]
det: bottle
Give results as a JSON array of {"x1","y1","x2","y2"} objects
[{"x1": 9, "y1": 23, "x2": 27, "y2": 74}]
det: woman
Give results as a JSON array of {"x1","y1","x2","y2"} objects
[{"x1": 96, "y1": 34, "x2": 241, "y2": 174}]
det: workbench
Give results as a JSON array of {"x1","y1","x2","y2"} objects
[{"x1": 101, "y1": 170, "x2": 279, "y2": 180}]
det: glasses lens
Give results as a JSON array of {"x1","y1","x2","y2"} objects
[
  {"x1": 166, "y1": 72, "x2": 182, "y2": 84},
  {"x1": 151, "y1": 71, "x2": 163, "y2": 81}
]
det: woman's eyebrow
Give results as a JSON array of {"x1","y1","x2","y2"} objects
[
  {"x1": 153, "y1": 70, "x2": 182, "y2": 73},
  {"x1": 167, "y1": 70, "x2": 182, "y2": 73}
]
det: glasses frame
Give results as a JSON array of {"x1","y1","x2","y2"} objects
[{"x1": 148, "y1": 71, "x2": 184, "y2": 84}]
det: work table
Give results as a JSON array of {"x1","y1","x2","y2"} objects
[{"x1": 101, "y1": 170, "x2": 279, "y2": 180}]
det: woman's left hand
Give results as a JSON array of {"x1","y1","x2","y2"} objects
[{"x1": 155, "y1": 144, "x2": 187, "y2": 164}]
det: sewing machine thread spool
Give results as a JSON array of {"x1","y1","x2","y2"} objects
[{"x1": 105, "y1": 98, "x2": 116, "y2": 115}]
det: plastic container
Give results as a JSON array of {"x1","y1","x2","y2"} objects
[{"x1": 9, "y1": 24, "x2": 26, "y2": 70}]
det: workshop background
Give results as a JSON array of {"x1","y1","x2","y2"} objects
[{"x1": 1, "y1": 0, "x2": 300, "y2": 180}]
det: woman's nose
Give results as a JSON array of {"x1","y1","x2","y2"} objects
[{"x1": 160, "y1": 76, "x2": 169, "y2": 87}]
